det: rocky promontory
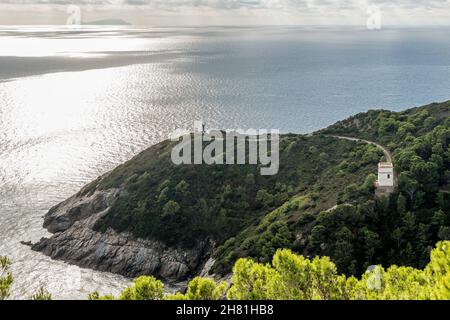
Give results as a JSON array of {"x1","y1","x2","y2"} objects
[
  {"x1": 32, "y1": 186, "x2": 213, "y2": 280},
  {"x1": 31, "y1": 101, "x2": 450, "y2": 281}
]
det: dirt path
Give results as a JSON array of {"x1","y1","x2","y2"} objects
[
  {"x1": 324, "y1": 135, "x2": 448, "y2": 204},
  {"x1": 320, "y1": 135, "x2": 394, "y2": 212},
  {"x1": 329, "y1": 135, "x2": 393, "y2": 163}
]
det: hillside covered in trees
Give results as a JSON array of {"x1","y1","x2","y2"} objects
[
  {"x1": 90, "y1": 241, "x2": 450, "y2": 300},
  {"x1": 213, "y1": 101, "x2": 448, "y2": 276},
  {"x1": 5, "y1": 241, "x2": 450, "y2": 300},
  {"x1": 33, "y1": 101, "x2": 449, "y2": 283}
]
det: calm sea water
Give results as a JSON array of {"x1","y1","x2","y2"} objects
[{"x1": 1, "y1": 26, "x2": 450, "y2": 299}]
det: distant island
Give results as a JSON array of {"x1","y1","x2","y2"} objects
[
  {"x1": 82, "y1": 19, "x2": 131, "y2": 26},
  {"x1": 32, "y1": 101, "x2": 450, "y2": 284}
]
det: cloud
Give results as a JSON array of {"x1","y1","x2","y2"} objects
[
  {"x1": 0, "y1": 0, "x2": 448, "y2": 10},
  {"x1": 1, "y1": 0, "x2": 450, "y2": 25}
]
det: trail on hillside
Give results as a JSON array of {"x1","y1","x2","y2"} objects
[
  {"x1": 329, "y1": 135, "x2": 393, "y2": 162},
  {"x1": 320, "y1": 135, "x2": 393, "y2": 213}
]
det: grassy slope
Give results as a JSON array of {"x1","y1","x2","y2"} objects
[{"x1": 82, "y1": 101, "x2": 449, "y2": 277}]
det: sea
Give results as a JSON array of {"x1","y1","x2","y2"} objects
[{"x1": 1, "y1": 25, "x2": 450, "y2": 299}]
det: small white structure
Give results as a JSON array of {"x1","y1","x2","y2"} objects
[
  {"x1": 377, "y1": 162, "x2": 394, "y2": 187},
  {"x1": 375, "y1": 162, "x2": 395, "y2": 197}
]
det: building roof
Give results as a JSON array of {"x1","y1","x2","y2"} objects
[{"x1": 378, "y1": 162, "x2": 393, "y2": 168}]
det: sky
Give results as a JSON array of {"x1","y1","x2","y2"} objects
[{"x1": 0, "y1": 0, "x2": 450, "y2": 26}]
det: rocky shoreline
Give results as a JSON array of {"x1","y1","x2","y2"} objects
[{"x1": 32, "y1": 187, "x2": 213, "y2": 281}]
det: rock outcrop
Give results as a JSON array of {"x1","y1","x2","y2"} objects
[{"x1": 32, "y1": 187, "x2": 212, "y2": 280}]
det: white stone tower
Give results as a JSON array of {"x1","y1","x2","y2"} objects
[
  {"x1": 377, "y1": 162, "x2": 394, "y2": 187},
  {"x1": 375, "y1": 162, "x2": 395, "y2": 197}
]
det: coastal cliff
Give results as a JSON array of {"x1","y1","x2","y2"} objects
[
  {"x1": 32, "y1": 186, "x2": 213, "y2": 280},
  {"x1": 33, "y1": 101, "x2": 450, "y2": 280}
]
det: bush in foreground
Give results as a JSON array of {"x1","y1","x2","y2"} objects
[{"x1": 91, "y1": 241, "x2": 450, "y2": 300}]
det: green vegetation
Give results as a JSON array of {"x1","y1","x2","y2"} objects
[
  {"x1": 0, "y1": 256, "x2": 52, "y2": 300},
  {"x1": 2, "y1": 101, "x2": 448, "y2": 300},
  {"x1": 4, "y1": 240, "x2": 450, "y2": 300},
  {"x1": 320, "y1": 101, "x2": 450, "y2": 272},
  {"x1": 91, "y1": 133, "x2": 379, "y2": 270},
  {"x1": 0, "y1": 257, "x2": 53, "y2": 301},
  {"x1": 91, "y1": 241, "x2": 450, "y2": 300},
  {"x1": 0, "y1": 256, "x2": 13, "y2": 300},
  {"x1": 83, "y1": 101, "x2": 449, "y2": 278},
  {"x1": 89, "y1": 276, "x2": 164, "y2": 301},
  {"x1": 166, "y1": 277, "x2": 228, "y2": 300},
  {"x1": 31, "y1": 287, "x2": 53, "y2": 300}
]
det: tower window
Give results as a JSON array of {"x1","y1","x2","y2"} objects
[{"x1": 387, "y1": 174, "x2": 391, "y2": 179}]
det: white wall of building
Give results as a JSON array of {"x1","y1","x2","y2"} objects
[{"x1": 378, "y1": 167, "x2": 394, "y2": 187}]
